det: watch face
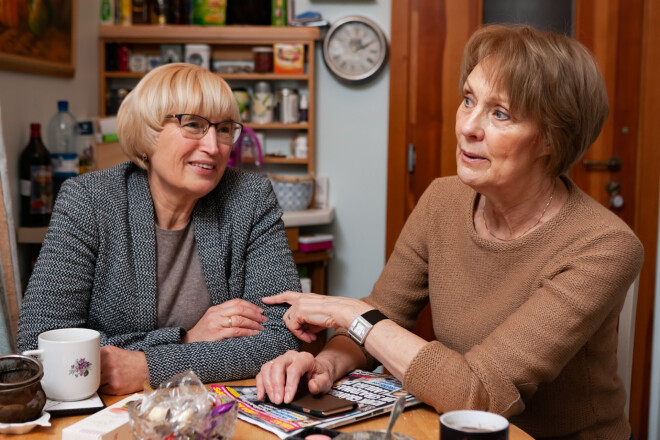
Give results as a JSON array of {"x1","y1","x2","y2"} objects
[{"x1": 323, "y1": 16, "x2": 388, "y2": 83}]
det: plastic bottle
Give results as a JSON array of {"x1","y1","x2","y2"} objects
[
  {"x1": 47, "y1": 100, "x2": 78, "y2": 200},
  {"x1": 19, "y1": 123, "x2": 53, "y2": 227},
  {"x1": 299, "y1": 94, "x2": 308, "y2": 122},
  {"x1": 293, "y1": 134, "x2": 308, "y2": 159}
]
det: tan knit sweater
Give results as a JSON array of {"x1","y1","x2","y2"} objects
[{"x1": 361, "y1": 176, "x2": 643, "y2": 439}]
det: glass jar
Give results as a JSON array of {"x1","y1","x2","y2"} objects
[{"x1": 252, "y1": 46, "x2": 274, "y2": 73}]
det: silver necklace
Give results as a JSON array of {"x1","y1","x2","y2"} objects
[{"x1": 482, "y1": 182, "x2": 556, "y2": 242}]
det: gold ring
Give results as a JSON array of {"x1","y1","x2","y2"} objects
[{"x1": 228, "y1": 316, "x2": 233, "y2": 328}]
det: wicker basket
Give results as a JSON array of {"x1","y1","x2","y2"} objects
[{"x1": 268, "y1": 174, "x2": 315, "y2": 211}]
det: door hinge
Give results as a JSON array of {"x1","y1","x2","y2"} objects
[{"x1": 408, "y1": 144, "x2": 416, "y2": 173}]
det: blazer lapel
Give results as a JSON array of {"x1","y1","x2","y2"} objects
[
  {"x1": 194, "y1": 185, "x2": 230, "y2": 305},
  {"x1": 126, "y1": 168, "x2": 159, "y2": 330}
]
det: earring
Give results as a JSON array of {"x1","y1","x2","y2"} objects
[{"x1": 142, "y1": 153, "x2": 148, "y2": 163}]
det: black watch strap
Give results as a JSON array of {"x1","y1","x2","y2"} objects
[{"x1": 347, "y1": 309, "x2": 388, "y2": 346}]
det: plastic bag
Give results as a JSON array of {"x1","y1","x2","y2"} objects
[{"x1": 128, "y1": 370, "x2": 237, "y2": 440}]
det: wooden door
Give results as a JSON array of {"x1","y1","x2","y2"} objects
[
  {"x1": 386, "y1": 0, "x2": 659, "y2": 438},
  {"x1": 386, "y1": 0, "x2": 481, "y2": 251}
]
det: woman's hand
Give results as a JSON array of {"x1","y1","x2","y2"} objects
[
  {"x1": 256, "y1": 350, "x2": 334, "y2": 404},
  {"x1": 262, "y1": 291, "x2": 372, "y2": 343},
  {"x1": 183, "y1": 298, "x2": 268, "y2": 343},
  {"x1": 100, "y1": 346, "x2": 149, "y2": 395}
]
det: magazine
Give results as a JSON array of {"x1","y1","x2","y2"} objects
[{"x1": 211, "y1": 370, "x2": 421, "y2": 439}]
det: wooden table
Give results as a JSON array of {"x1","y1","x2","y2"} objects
[{"x1": 12, "y1": 380, "x2": 534, "y2": 440}]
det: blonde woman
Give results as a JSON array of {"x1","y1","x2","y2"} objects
[{"x1": 18, "y1": 63, "x2": 301, "y2": 394}]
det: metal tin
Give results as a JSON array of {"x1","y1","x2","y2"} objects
[
  {"x1": 275, "y1": 88, "x2": 299, "y2": 124},
  {"x1": 252, "y1": 81, "x2": 273, "y2": 124}
]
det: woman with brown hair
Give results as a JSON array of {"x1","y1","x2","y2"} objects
[{"x1": 257, "y1": 25, "x2": 643, "y2": 439}]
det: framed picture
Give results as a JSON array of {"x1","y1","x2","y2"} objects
[{"x1": 0, "y1": 0, "x2": 76, "y2": 78}]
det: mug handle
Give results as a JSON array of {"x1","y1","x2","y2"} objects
[{"x1": 22, "y1": 349, "x2": 44, "y2": 358}]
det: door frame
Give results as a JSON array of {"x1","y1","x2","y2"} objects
[{"x1": 386, "y1": 0, "x2": 659, "y2": 437}]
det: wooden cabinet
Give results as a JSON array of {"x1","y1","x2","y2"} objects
[{"x1": 98, "y1": 25, "x2": 321, "y2": 175}]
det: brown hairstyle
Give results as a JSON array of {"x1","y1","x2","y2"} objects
[
  {"x1": 116, "y1": 63, "x2": 240, "y2": 169},
  {"x1": 459, "y1": 25, "x2": 609, "y2": 176}
]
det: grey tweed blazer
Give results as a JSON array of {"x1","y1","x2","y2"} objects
[{"x1": 17, "y1": 163, "x2": 301, "y2": 387}]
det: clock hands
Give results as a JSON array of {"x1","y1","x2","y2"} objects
[{"x1": 350, "y1": 38, "x2": 376, "y2": 53}]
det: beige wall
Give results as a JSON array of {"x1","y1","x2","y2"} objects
[{"x1": 0, "y1": 0, "x2": 100, "y2": 251}]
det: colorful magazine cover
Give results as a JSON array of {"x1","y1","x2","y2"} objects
[{"x1": 211, "y1": 370, "x2": 421, "y2": 439}]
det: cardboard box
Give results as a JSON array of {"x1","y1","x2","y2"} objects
[
  {"x1": 299, "y1": 234, "x2": 333, "y2": 252},
  {"x1": 274, "y1": 43, "x2": 304, "y2": 74},
  {"x1": 62, "y1": 394, "x2": 141, "y2": 440}
]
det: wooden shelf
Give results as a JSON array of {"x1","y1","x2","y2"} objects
[
  {"x1": 99, "y1": 23, "x2": 318, "y2": 174},
  {"x1": 218, "y1": 73, "x2": 310, "y2": 81},
  {"x1": 282, "y1": 208, "x2": 335, "y2": 227},
  {"x1": 245, "y1": 122, "x2": 309, "y2": 130},
  {"x1": 104, "y1": 72, "x2": 311, "y2": 81},
  {"x1": 262, "y1": 157, "x2": 308, "y2": 165},
  {"x1": 292, "y1": 249, "x2": 332, "y2": 264},
  {"x1": 98, "y1": 25, "x2": 321, "y2": 44}
]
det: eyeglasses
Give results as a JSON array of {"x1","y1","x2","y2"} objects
[{"x1": 165, "y1": 114, "x2": 243, "y2": 146}]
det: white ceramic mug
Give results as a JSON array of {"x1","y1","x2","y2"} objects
[
  {"x1": 440, "y1": 410, "x2": 509, "y2": 440},
  {"x1": 23, "y1": 328, "x2": 101, "y2": 401}
]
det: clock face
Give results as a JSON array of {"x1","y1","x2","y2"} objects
[{"x1": 323, "y1": 16, "x2": 388, "y2": 83}]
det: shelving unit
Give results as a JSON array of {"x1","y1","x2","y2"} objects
[
  {"x1": 98, "y1": 25, "x2": 321, "y2": 174},
  {"x1": 17, "y1": 26, "x2": 332, "y2": 312}
]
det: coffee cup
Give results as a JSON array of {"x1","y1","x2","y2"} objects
[
  {"x1": 440, "y1": 410, "x2": 509, "y2": 440},
  {"x1": 22, "y1": 328, "x2": 100, "y2": 401}
]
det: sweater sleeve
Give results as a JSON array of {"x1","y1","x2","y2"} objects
[
  {"x1": 329, "y1": 181, "x2": 435, "y2": 368},
  {"x1": 401, "y1": 221, "x2": 644, "y2": 416},
  {"x1": 142, "y1": 177, "x2": 302, "y2": 387}
]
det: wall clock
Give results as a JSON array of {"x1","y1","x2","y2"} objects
[{"x1": 322, "y1": 16, "x2": 388, "y2": 84}]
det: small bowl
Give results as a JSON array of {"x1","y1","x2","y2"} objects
[
  {"x1": 269, "y1": 174, "x2": 315, "y2": 211},
  {"x1": 0, "y1": 355, "x2": 47, "y2": 423}
]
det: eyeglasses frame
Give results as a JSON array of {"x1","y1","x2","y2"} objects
[{"x1": 164, "y1": 114, "x2": 244, "y2": 145}]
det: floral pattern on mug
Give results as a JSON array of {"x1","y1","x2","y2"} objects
[{"x1": 69, "y1": 358, "x2": 92, "y2": 378}]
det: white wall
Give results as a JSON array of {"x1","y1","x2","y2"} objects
[
  {"x1": 296, "y1": 1, "x2": 391, "y2": 299},
  {"x1": 0, "y1": 1, "x2": 391, "y2": 300}
]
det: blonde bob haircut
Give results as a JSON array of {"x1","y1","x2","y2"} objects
[
  {"x1": 116, "y1": 62, "x2": 240, "y2": 169},
  {"x1": 459, "y1": 25, "x2": 609, "y2": 177}
]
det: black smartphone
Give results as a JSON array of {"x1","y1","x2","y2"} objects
[
  {"x1": 272, "y1": 381, "x2": 357, "y2": 418},
  {"x1": 282, "y1": 392, "x2": 357, "y2": 417}
]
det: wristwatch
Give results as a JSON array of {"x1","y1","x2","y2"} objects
[{"x1": 347, "y1": 309, "x2": 388, "y2": 346}]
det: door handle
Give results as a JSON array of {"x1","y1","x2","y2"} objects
[{"x1": 582, "y1": 156, "x2": 622, "y2": 172}]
